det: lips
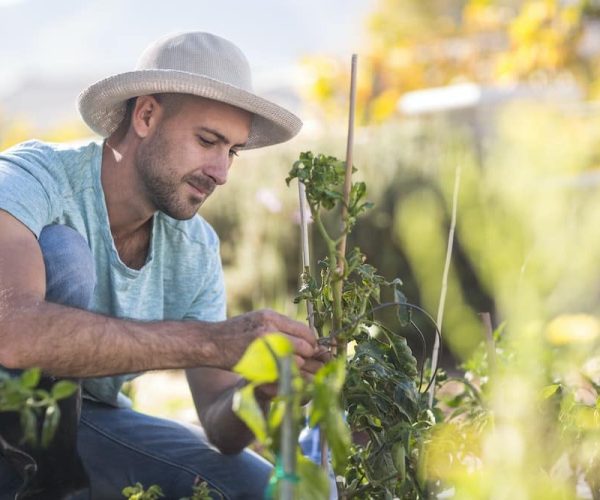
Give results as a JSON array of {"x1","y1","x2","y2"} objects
[{"x1": 187, "y1": 176, "x2": 215, "y2": 197}]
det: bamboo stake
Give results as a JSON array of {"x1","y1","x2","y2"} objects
[
  {"x1": 428, "y1": 165, "x2": 462, "y2": 408},
  {"x1": 331, "y1": 53, "x2": 358, "y2": 350},
  {"x1": 322, "y1": 53, "x2": 358, "y2": 479},
  {"x1": 280, "y1": 355, "x2": 296, "y2": 500},
  {"x1": 336, "y1": 53, "x2": 358, "y2": 276}
]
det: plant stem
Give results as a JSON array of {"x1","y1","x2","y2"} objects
[
  {"x1": 298, "y1": 181, "x2": 316, "y2": 335},
  {"x1": 480, "y1": 312, "x2": 496, "y2": 373},
  {"x1": 311, "y1": 208, "x2": 342, "y2": 335},
  {"x1": 428, "y1": 164, "x2": 462, "y2": 408}
]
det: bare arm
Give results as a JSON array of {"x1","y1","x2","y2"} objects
[
  {"x1": 187, "y1": 347, "x2": 330, "y2": 455},
  {"x1": 186, "y1": 368, "x2": 263, "y2": 454},
  {"x1": 0, "y1": 210, "x2": 316, "y2": 378}
]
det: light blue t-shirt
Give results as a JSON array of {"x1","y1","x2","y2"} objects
[{"x1": 0, "y1": 139, "x2": 226, "y2": 406}]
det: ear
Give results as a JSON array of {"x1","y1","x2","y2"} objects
[{"x1": 131, "y1": 95, "x2": 162, "y2": 138}]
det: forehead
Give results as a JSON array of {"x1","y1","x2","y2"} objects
[{"x1": 165, "y1": 95, "x2": 252, "y2": 134}]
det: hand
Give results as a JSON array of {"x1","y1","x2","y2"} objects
[
  {"x1": 218, "y1": 309, "x2": 317, "y2": 372},
  {"x1": 299, "y1": 345, "x2": 331, "y2": 381},
  {"x1": 253, "y1": 345, "x2": 332, "y2": 402}
]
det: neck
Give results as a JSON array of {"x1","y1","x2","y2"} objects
[{"x1": 101, "y1": 138, "x2": 154, "y2": 240}]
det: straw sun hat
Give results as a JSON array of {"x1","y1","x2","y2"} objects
[{"x1": 78, "y1": 32, "x2": 302, "y2": 149}]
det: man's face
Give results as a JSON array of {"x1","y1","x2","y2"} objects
[{"x1": 135, "y1": 95, "x2": 252, "y2": 220}]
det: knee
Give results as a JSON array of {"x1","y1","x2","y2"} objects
[
  {"x1": 215, "y1": 450, "x2": 272, "y2": 499},
  {"x1": 38, "y1": 225, "x2": 96, "y2": 309}
]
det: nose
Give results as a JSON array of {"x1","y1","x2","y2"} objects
[{"x1": 204, "y1": 151, "x2": 230, "y2": 186}]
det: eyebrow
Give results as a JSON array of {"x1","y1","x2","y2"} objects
[{"x1": 198, "y1": 127, "x2": 247, "y2": 148}]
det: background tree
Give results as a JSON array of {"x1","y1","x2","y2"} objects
[{"x1": 302, "y1": 0, "x2": 596, "y2": 124}]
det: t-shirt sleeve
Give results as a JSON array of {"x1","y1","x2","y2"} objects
[
  {"x1": 183, "y1": 240, "x2": 227, "y2": 322},
  {"x1": 0, "y1": 141, "x2": 62, "y2": 237}
]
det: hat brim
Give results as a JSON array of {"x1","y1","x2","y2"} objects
[{"x1": 77, "y1": 69, "x2": 303, "y2": 149}]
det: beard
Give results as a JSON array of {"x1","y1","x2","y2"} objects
[{"x1": 135, "y1": 127, "x2": 216, "y2": 220}]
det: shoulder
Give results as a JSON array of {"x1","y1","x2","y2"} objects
[{"x1": 1, "y1": 139, "x2": 100, "y2": 168}]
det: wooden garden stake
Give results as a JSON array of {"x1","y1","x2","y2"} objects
[
  {"x1": 337, "y1": 53, "x2": 358, "y2": 267},
  {"x1": 332, "y1": 53, "x2": 358, "y2": 348},
  {"x1": 428, "y1": 164, "x2": 462, "y2": 408},
  {"x1": 315, "y1": 52, "x2": 358, "y2": 481},
  {"x1": 279, "y1": 354, "x2": 296, "y2": 500}
]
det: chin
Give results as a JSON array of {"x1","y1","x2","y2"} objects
[
  {"x1": 155, "y1": 193, "x2": 205, "y2": 220},
  {"x1": 168, "y1": 209, "x2": 201, "y2": 221},
  {"x1": 158, "y1": 202, "x2": 202, "y2": 221}
]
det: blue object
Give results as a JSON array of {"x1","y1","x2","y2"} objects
[{"x1": 299, "y1": 423, "x2": 339, "y2": 499}]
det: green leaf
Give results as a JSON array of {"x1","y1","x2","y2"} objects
[
  {"x1": 232, "y1": 383, "x2": 268, "y2": 444},
  {"x1": 392, "y1": 441, "x2": 406, "y2": 482},
  {"x1": 20, "y1": 368, "x2": 41, "y2": 390},
  {"x1": 394, "y1": 380, "x2": 419, "y2": 421},
  {"x1": 324, "y1": 408, "x2": 351, "y2": 470},
  {"x1": 392, "y1": 279, "x2": 411, "y2": 327},
  {"x1": 51, "y1": 380, "x2": 78, "y2": 401},
  {"x1": 296, "y1": 453, "x2": 330, "y2": 500},
  {"x1": 310, "y1": 358, "x2": 350, "y2": 470},
  {"x1": 541, "y1": 383, "x2": 561, "y2": 400},
  {"x1": 268, "y1": 398, "x2": 285, "y2": 432},
  {"x1": 122, "y1": 483, "x2": 164, "y2": 500},
  {"x1": 388, "y1": 336, "x2": 418, "y2": 378},
  {"x1": 311, "y1": 358, "x2": 346, "y2": 425},
  {"x1": 365, "y1": 445, "x2": 397, "y2": 486},
  {"x1": 20, "y1": 407, "x2": 38, "y2": 447},
  {"x1": 41, "y1": 403, "x2": 61, "y2": 448},
  {"x1": 233, "y1": 333, "x2": 293, "y2": 384}
]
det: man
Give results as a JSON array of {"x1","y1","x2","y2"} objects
[{"x1": 0, "y1": 32, "x2": 325, "y2": 499}]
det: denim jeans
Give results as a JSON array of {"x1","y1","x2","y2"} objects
[{"x1": 0, "y1": 225, "x2": 271, "y2": 499}]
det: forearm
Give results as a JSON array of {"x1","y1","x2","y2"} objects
[
  {"x1": 0, "y1": 294, "x2": 224, "y2": 377},
  {"x1": 198, "y1": 380, "x2": 270, "y2": 455}
]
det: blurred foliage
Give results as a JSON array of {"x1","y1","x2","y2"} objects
[
  {"x1": 301, "y1": 0, "x2": 600, "y2": 123},
  {"x1": 0, "y1": 368, "x2": 78, "y2": 450},
  {"x1": 122, "y1": 480, "x2": 218, "y2": 500},
  {"x1": 0, "y1": 115, "x2": 89, "y2": 151},
  {"x1": 218, "y1": 98, "x2": 600, "y2": 496}
]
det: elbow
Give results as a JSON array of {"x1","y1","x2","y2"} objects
[
  {"x1": 205, "y1": 429, "x2": 246, "y2": 456},
  {"x1": 215, "y1": 442, "x2": 246, "y2": 456}
]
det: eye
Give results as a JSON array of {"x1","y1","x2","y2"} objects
[
  {"x1": 198, "y1": 136, "x2": 215, "y2": 147},
  {"x1": 229, "y1": 149, "x2": 240, "y2": 158}
]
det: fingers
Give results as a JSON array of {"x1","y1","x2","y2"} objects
[
  {"x1": 314, "y1": 346, "x2": 332, "y2": 363},
  {"x1": 301, "y1": 357, "x2": 323, "y2": 376},
  {"x1": 294, "y1": 354, "x2": 306, "y2": 369},
  {"x1": 288, "y1": 336, "x2": 316, "y2": 360},
  {"x1": 261, "y1": 309, "x2": 317, "y2": 348},
  {"x1": 234, "y1": 309, "x2": 326, "y2": 366},
  {"x1": 251, "y1": 309, "x2": 316, "y2": 359}
]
